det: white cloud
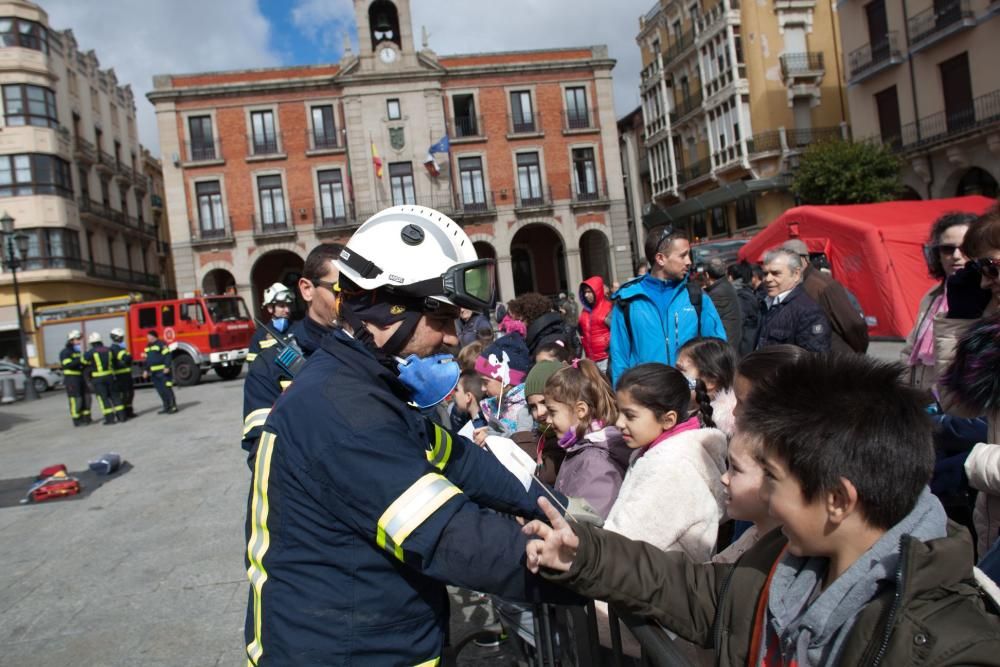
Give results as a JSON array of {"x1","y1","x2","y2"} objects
[
  {"x1": 39, "y1": 0, "x2": 283, "y2": 156},
  {"x1": 290, "y1": 0, "x2": 357, "y2": 55},
  {"x1": 407, "y1": 0, "x2": 652, "y2": 117}
]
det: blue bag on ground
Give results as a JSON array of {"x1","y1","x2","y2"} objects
[{"x1": 88, "y1": 453, "x2": 122, "y2": 475}]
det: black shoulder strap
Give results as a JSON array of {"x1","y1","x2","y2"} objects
[{"x1": 687, "y1": 282, "x2": 703, "y2": 336}]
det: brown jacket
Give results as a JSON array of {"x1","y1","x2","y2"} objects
[
  {"x1": 546, "y1": 523, "x2": 1000, "y2": 666},
  {"x1": 801, "y1": 265, "x2": 869, "y2": 354}
]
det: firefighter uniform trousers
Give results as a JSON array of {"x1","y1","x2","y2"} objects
[
  {"x1": 244, "y1": 330, "x2": 569, "y2": 665},
  {"x1": 111, "y1": 343, "x2": 135, "y2": 418},
  {"x1": 59, "y1": 344, "x2": 91, "y2": 425},
  {"x1": 85, "y1": 345, "x2": 123, "y2": 424},
  {"x1": 145, "y1": 339, "x2": 176, "y2": 412}
]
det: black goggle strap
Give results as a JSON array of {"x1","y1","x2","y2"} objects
[{"x1": 339, "y1": 246, "x2": 384, "y2": 281}]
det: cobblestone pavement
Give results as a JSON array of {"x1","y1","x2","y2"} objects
[{"x1": 0, "y1": 341, "x2": 904, "y2": 666}]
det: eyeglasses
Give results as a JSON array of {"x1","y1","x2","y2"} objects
[
  {"x1": 972, "y1": 257, "x2": 1000, "y2": 280},
  {"x1": 656, "y1": 225, "x2": 676, "y2": 251},
  {"x1": 308, "y1": 278, "x2": 338, "y2": 293}
]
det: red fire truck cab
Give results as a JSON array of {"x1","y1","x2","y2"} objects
[{"x1": 36, "y1": 294, "x2": 255, "y2": 386}]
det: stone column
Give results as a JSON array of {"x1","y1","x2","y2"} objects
[
  {"x1": 565, "y1": 247, "x2": 583, "y2": 294},
  {"x1": 497, "y1": 254, "x2": 515, "y2": 305}
]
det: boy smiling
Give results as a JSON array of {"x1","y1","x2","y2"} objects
[{"x1": 523, "y1": 354, "x2": 1000, "y2": 665}]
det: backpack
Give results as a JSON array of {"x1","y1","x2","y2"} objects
[{"x1": 615, "y1": 281, "x2": 703, "y2": 350}]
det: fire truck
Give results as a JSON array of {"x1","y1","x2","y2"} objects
[{"x1": 34, "y1": 294, "x2": 255, "y2": 386}]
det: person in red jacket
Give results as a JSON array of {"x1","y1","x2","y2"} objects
[{"x1": 578, "y1": 275, "x2": 613, "y2": 372}]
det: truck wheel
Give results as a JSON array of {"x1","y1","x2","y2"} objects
[
  {"x1": 172, "y1": 354, "x2": 202, "y2": 386},
  {"x1": 215, "y1": 363, "x2": 243, "y2": 381}
]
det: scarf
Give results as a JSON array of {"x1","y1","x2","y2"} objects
[
  {"x1": 764, "y1": 487, "x2": 947, "y2": 667},
  {"x1": 909, "y1": 288, "x2": 947, "y2": 367}
]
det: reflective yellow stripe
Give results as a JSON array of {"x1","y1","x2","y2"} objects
[
  {"x1": 150, "y1": 364, "x2": 166, "y2": 371},
  {"x1": 426, "y1": 425, "x2": 453, "y2": 471},
  {"x1": 246, "y1": 352, "x2": 258, "y2": 362},
  {"x1": 376, "y1": 473, "x2": 461, "y2": 562},
  {"x1": 414, "y1": 659, "x2": 440, "y2": 667},
  {"x1": 61, "y1": 357, "x2": 73, "y2": 366},
  {"x1": 69, "y1": 396, "x2": 78, "y2": 419},
  {"x1": 242, "y1": 408, "x2": 271, "y2": 437},
  {"x1": 63, "y1": 370, "x2": 81, "y2": 376},
  {"x1": 246, "y1": 431, "x2": 276, "y2": 663},
  {"x1": 278, "y1": 380, "x2": 292, "y2": 391},
  {"x1": 259, "y1": 338, "x2": 277, "y2": 349}
]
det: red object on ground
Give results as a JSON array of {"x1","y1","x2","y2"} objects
[
  {"x1": 32, "y1": 478, "x2": 81, "y2": 502},
  {"x1": 737, "y1": 196, "x2": 996, "y2": 338},
  {"x1": 37, "y1": 464, "x2": 67, "y2": 479}
]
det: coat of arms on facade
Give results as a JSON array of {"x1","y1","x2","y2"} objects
[{"x1": 389, "y1": 127, "x2": 405, "y2": 150}]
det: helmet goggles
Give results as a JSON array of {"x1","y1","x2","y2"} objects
[{"x1": 340, "y1": 248, "x2": 495, "y2": 312}]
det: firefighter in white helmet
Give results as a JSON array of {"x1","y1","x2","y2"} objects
[
  {"x1": 108, "y1": 328, "x2": 135, "y2": 419},
  {"x1": 247, "y1": 282, "x2": 295, "y2": 362},
  {"x1": 59, "y1": 329, "x2": 92, "y2": 426},
  {"x1": 244, "y1": 206, "x2": 574, "y2": 665},
  {"x1": 82, "y1": 331, "x2": 124, "y2": 425}
]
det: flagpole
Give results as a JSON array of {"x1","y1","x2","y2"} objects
[
  {"x1": 342, "y1": 126, "x2": 356, "y2": 222},
  {"x1": 369, "y1": 133, "x2": 379, "y2": 211},
  {"x1": 442, "y1": 96, "x2": 457, "y2": 213}
]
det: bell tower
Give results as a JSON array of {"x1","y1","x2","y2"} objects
[{"x1": 355, "y1": 0, "x2": 416, "y2": 71}]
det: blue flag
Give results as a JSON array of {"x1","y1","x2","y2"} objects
[{"x1": 428, "y1": 136, "x2": 450, "y2": 154}]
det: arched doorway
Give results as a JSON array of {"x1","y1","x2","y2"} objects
[
  {"x1": 202, "y1": 268, "x2": 236, "y2": 296},
  {"x1": 509, "y1": 224, "x2": 567, "y2": 297},
  {"x1": 579, "y1": 230, "x2": 611, "y2": 286},
  {"x1": 956, "y1": 167, "x2": 999, "y2": 198},
  {"x1": 250, "y1": 249, "x2": 305, "y2": 320},
  {"x1": 473, "y1": 241, "x2": 501, "y2": 303}
]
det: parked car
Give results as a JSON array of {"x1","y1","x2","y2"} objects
[{"x1": 0, "y1": 361, "x2": 63, "y2": 395}]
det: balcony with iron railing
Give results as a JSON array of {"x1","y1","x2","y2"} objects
[
  {"x1": 644, "y1": 111, "x2": 670, "y2": 140},
  {"x1": 246, "y1": 132, "x2": 285, "y2": 159},
  {"x1": 313, "y1": 205, "x2": 355, "y2": 233},
  {"x1": 452, "y1": 191, "x2": 497, "y2": 218},
  {"x1": 449, "y1": 115, "x2": 486, "y2": 141},
  {"x1": 676, "y1": 156, "x2": 712, "y2": 186},
  {"x1": 507, "y1": 112, "x2": 543, "y2": 137},
  {"x1": 353, "y1": 195, "x2": 456, "y2": 223},
  {"x1": 73, "y1": 137, "x2": 96, "y2": 164},
  {"x1": 780, "y1": 52, "x2": 825, "y2": 80},
  {"x1": 191, "y1": 218, "x2": 234, "y2": 246},
  {"x1": 670, "y1": 91, "x2": 703, "y2": 123},
  {"x1": 97, "y1": 149, "x2": 116, "y2": 174},
  {"x1": 664, "y1": 28, "x2": 696, "y2": 66},
  {"x1": 887, "y1": 88, "x2": 1000, "y2": 152},
  {"x1": 571, "y1": 178, "x2": 609, "y2": 207},
  {"x1": 514, "y1": 185, "x2": 553, "y2": 212},
  {"x1": 640, "y1": 56, "x2": 662, "y2": 89},
  {"x1": 185, "y1": 139, "x2": 223, "y2": 164},
  {"x1": 252, "y1": 211, "x2": 295, "y2": 239},
  {"x1": 704, "y1": 63, "x2": 745, "y2": 97},
  {"x1": 908, "y1": 0, "x2": 975, "y2": 52},
  {"x1": 712, "y1": 141, "x2": 744, "y2": 169},
  {"x1": 306, "y1": 128, "x2": 341, "y2": 153},
  {"x1": 847, "y1": 31, "x2": 903, "y2": 84},
  {"x1": 696, "y1": 0, "x2": 739, "y2": 34},
  {"x1": 563, "y1": 109, "x2": 597, "y2": 133},
  {"x1": 86, "y1": 261, "x2": 160, "y2": 288},
  {"x1": 13, "y1": 256, "x2": 85, "y2": 272}
]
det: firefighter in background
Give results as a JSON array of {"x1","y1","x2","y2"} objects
[
  {"x1": 245, "y1": 207, "x2": 579, "y2": 665},
  {"x1": 143, "y1": 330, "x2": 177, "y2": 414},
  {"x1": 109, "y1": 328, "x2": 135, "y2": 419},
  {"x1": 83, "y1": 331, "x2": 123, "y2": 425},
  {"x1": 241, "y1": 243, "x2": 342, "y2": 467},
  {"x1": 246, "y1": 282, "x2": 294, "y2": 363},
  {"x1": 59, "y1": 329, "x2": 91, "y2": 426}
]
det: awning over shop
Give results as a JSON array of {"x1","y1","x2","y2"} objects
[{"x1": 642, "y1": 175, "x2": 793, "y2": 229}]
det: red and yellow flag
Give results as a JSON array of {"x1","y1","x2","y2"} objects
[{"x1": 371, "y1": 141, "x2": 383, "y2": 179}]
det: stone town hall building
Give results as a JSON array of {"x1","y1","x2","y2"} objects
[{"x1": 148, "y1": 0, "x2": 632, "y2": 315}]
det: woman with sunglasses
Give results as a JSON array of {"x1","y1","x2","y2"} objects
[
  {"x1": 935, "y1": 206, "x2": 1000, "y2": 566},
  {"x1": 901, "y1": 212, "x2": 976, "y2": 389}
]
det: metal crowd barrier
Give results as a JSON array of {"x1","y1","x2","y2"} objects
[{"x1": 446, "y1": 599, "x2": 695, "y2": 667}]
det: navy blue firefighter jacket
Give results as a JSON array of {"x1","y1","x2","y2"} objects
[{"x1": 244, "y1": 329, "x2": 574, "y2": 665}]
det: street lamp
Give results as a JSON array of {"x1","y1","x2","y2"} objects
[{"x1": 1, "y1": 211, "x2": 38, "y2": 401}]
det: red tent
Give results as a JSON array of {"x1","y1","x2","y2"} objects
[{"x1": 737, "y1": 196, "x2": 996, "y2": 338}]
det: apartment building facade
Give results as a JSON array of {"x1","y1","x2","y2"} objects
[
  {"x1": 148, "y1": 0, "x2": 631, "y2": 315},
  {"x1": 0, "y1": 0, "x2": 164, "y2": 363},
  {"x1": 839, "y1": 0, "x2": 999, "y2": 199},
  {"x1": 636, "y1": 0, "x2": 849, "y2": 239}
]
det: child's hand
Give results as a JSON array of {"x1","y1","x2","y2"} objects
[
  {"x1": 523, "y1": 497, "x2": 580, "y2": 573},
  {"x1": 472, "y1": 426, "x2": 488, "y2": 446}
]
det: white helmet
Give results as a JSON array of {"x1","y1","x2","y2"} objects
[
  {"x1": 109, "y1": 328, "x2": 125, "y2": 341},
  {"x1": 88, "y1": 331, "x2": 103, "y2": 344},
  {"x1": 262, "y1": 282, "x2": 294, "y2": 307},
  {"x1": 67, "y1": 329, "x2": 82, "y2": 341},
  {"x1": 336, "y1": 205, "x2": 494, "y2": 310}
]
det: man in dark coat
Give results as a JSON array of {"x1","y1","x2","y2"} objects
[
  {"x1": 456, "y1": 308, "x2": 491, "y2": 347},
  {"x1": 782, "y1": 239, "x2": 869, "y2": 354},
  {"x1": 703, "y1": 257, "x2": 742, "y2": 346},
  {"x1": 757, "y1": 248, "x2": 831, "y2": 353}
]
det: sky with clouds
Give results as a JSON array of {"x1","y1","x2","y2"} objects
[{"x1": 39, "y1": 0, "x2": 654, "y2": 155}]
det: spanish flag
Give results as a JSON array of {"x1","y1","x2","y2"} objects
[{"x1": 371, "y1": 141, "x2": 383, "y2": 179}]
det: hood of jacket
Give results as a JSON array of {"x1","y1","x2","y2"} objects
[
  {"x1": 941, "y1": 310, "x2": 1000, "y2": 413},
  {"x1": 709, "y1": 388, "x2": 737, "y2": 438},
  {"x1": 579, "y1": 276, "x2": 607, "y2": 313},
  {"x1": 525, "y1": 311, "x2": 567, "y2": 353},
  {"x1": 565, "y1": 425, "x2": 632, "y2": 467}
]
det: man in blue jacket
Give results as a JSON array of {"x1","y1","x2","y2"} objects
[
  {"x1": 609, "y1": 227, "x2": 726, "y2": 385},
  {"x1": 244, "y1": 206, "x2": 577, "y2": 666}
]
